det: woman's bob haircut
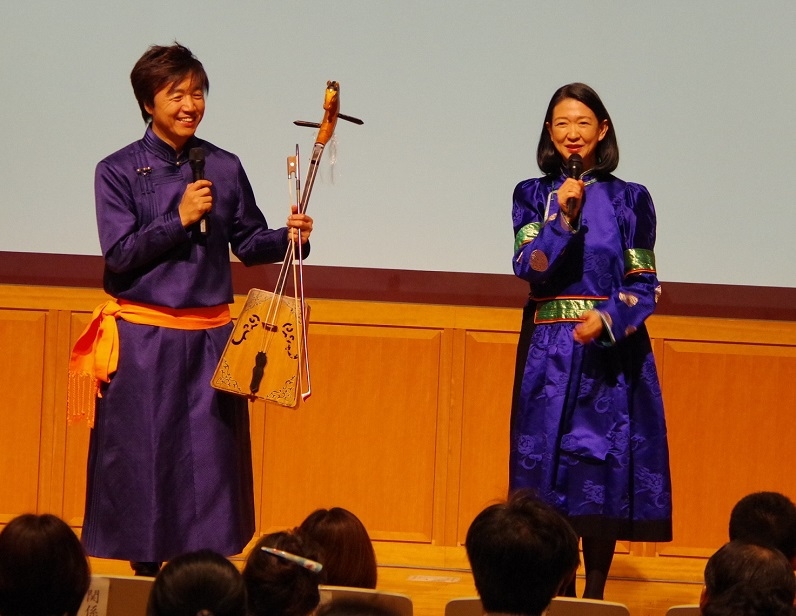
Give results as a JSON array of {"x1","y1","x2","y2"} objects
[{"x1": 536, "y1": 82, "x2": 619, "y2": 177}]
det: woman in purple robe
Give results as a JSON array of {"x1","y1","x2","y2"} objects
[
  {"x1": 79, "y1": 43, "x2": 313, "y2": 575},
  {"x1": 509, "y1": 83, "x2": 672, "y2": 599}
]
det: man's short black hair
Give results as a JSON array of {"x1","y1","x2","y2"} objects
[
  {"x1": 729, "y1": 492, "x2": 796, "y2": 562},
  {"x1": 130, "y1": 42, "x2": 209, "y2": 123},
  {"x1": 702, "y1": 541, "x2": 795, "y2": 616},
  {"x1": 465, "y1": 490, "x2": 579, "y2": 616}
]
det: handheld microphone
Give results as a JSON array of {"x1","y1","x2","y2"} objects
[
  {"x1": 567, "y1": 153, "x2": 583, "y2": 180},
  {"x1": 566, "y1": 153, "x2": 583, "y2": 214},
  {"x1": 189, "y1": 147, "x2": 208, "y2": 235}
]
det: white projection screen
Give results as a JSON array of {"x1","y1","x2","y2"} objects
[{"x1": 1, "y1": 1, "x2": 794, "y2": 289}]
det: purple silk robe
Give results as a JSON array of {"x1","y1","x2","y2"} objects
[
  {"x1": 83, "y1": 127, "x2": 297, "y2": 561},
  {"x1": 510, "y1": 172, "x2": 672, "y2": 541}
]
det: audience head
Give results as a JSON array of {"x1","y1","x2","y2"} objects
[
  {"x1": 0, "y1": 513, "x2": 90, "y2": 616},
  {"x1": 243, "y1": 531, "x2": 322, "y2": 616},
  {"x1": 316, "y1": 598, "x2": 399, "y2": 616},
  {"x1": 296, "y1": 507, "x2": 378, "y2": 589},
  {"x1": 465, "y1": 489, "x2": 579, "y2": 616},
  {"x1": 729, "y1": 491, "x2": 796, "y2": 566},
  {"x1": 701, "y1": 541, "x2": 795, "y2": 616},
  {"x1": 146, "y1": 549, "x2": 246, "y2": 616}
]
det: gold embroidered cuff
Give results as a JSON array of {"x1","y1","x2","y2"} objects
[{"x1": 624, "y1": 248, "x2": 656, "y2": 276}]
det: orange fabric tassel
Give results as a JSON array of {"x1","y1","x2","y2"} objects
[{"x1": 67, "y1": 300, "x2": 231, "y2": 426}]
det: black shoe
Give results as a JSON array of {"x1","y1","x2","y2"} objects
[{"x1": 130, "y1": 561, "x2": 162, "y2": 577}]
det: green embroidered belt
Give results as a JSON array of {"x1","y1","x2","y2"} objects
[{"x1": 534, "y1": 297, "x2": 607, "y2": 324}]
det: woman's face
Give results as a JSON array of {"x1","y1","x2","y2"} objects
[{"x1": 545, "y1": 98, "x2": 608, "y2": 171}]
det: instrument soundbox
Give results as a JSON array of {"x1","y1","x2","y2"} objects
[{"x1": 212, "y1": 289, "x2": 308, "y2": 406}]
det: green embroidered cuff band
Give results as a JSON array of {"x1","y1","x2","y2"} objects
[
  {"x1": 624, "y1": 248, "x2": 656, "y2": 276},
  {"x1": 514, "y1": 222, "x2": 541, "y2": 253}
]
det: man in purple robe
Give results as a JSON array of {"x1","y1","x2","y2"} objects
[{"x1": 78, "y1": 43, "x2": 313, "y2": 575}]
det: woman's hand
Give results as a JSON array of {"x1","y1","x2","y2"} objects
[
  {"x1": 556, "y1": 178, "x2": 585, "y2": 223},
  {"x1": 286, "y1": 204, "x2": 313, "y2": 244},
  {"x1": 573, "y1": 309, "x2": 604, "y2": 345}
]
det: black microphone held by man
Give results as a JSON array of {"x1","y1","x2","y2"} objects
[{"x1": 189, "y1": 147, "x2": 208, "y2": 235}]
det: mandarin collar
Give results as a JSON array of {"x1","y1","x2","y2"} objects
[
  {"x1": 142, "y1": 125, "x2": 200, "y2": 167},
  {"x1": 557, "y1": 167, "x2": 598, "y2": 185}
]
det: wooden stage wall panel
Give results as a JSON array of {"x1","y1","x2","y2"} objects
[
  {"x1": 258, "y1": 323, "x2": 446, "y2": 543},
  {"x1": 455, "y1": 330, "x2": 516, "y2": 545},
  {"x1": 1, "y1": 284, "x2": 796, "y2": 582},
  {"x1": 661, "y1": 339, "x2": 796, "y2": 557},
  {"x1": 0, "y1": 309, "x2": 48, "y2": 520}
]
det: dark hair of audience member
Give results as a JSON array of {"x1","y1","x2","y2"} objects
[
  {"x1": 702, "y1": 541, "x2": 795, "y2": 616},
  {"x1": 728, "y1": 491, "x2": 796, "y2": 564},
  {"x1": 243, "y1": 531, "x2": 322, "y2": 616},
  {"x1": 146, "y1": 549, "x2": 246, "y2": 616},
  {"x1": 0, "y1": 513, "x2": 91, "y2": 616},
  {"x1": 296, "y1": 507, "x2": 378, "y2": 589},
  {"x1": 465, "y1": 489, "x2": 580, "y2": 616},
  {"x1": 316, "y1": 598, "x2": 399, "y2": 616}
]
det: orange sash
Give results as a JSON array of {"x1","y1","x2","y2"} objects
[{"x1": 67, "y1": 299, "x2": 231, "y2": 426}]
